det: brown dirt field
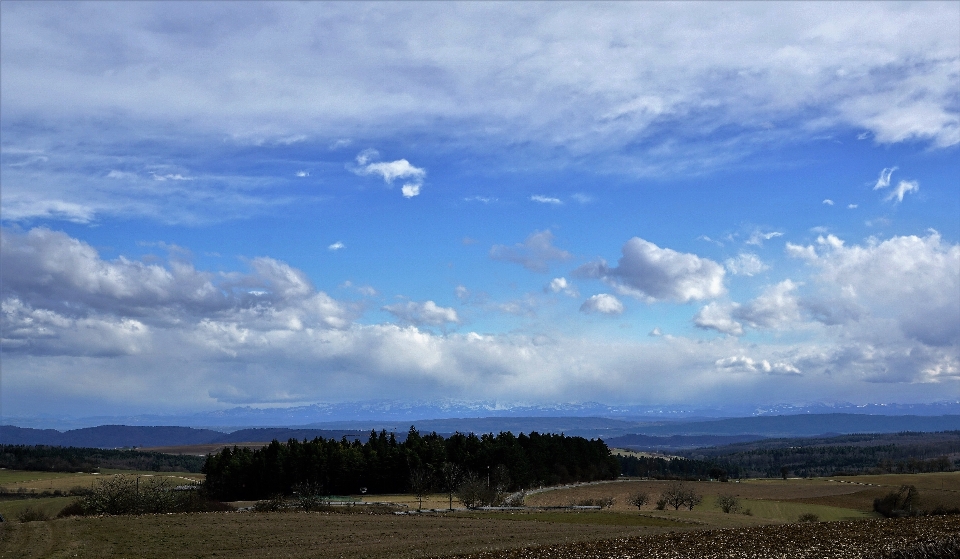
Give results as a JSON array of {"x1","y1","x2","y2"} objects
[
  {"x1": 524, "y1": 479, "x2": 865, "y2": 513},
  {"x1": 443, "y1": 515, "x2": 960, "y2": 559},
  {"x1": 0, "y1": 510, "x2": 694, "y2": 559}
]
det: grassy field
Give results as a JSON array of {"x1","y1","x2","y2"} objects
[{"x1": 2, "y1": 470, "x2": 959, "y2": 558}]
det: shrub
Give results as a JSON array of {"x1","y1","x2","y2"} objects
[
  {"x1": 874, "y1": 485, "x2": 920, "y2": 518},
  {"x1": 293, "y1": 481, "x2": 327, "y2": 512},
  {"x1": 502, "y1": 491, "x2": 525, "y2": 507},
  {"x1": 798, "y1": 512, "x2": 820, "y2": 523},
  {"x1": 716, "y1": 494, "x2": 741, "y2": 514},
  {"x1": 456, "y1": 474, "x2": 495, "y2": 509},
  {"x1": 17, "y1": 506, "x2": 50, "y2": 523},
  {"x1": 655, "y1": 497, "x2": 667, "y2": 510},
  {"x1": 57, "y1": 500, "x2": 87, "y2": 518},
  {"x1": 253, "y1": 494, "x2": 288, "y2": 512}
]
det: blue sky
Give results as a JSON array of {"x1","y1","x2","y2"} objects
[{"x1": 1, "y1": 1, "x2": 958, "y2": 419}]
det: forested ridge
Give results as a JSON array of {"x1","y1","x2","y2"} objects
[
  {"x1": 0, "y1": 444, "x2": 206, "y2": 473},
  {"x1": 202, "y1": 428, "x2": 620, "y2": 500},
  {"x1": 681, "y1": 431, "x2": 960, "y2": 478}
]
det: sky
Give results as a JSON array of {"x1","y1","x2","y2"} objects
[{"x1": 1, "y1": 1, "x2": 958, "y2": 420}]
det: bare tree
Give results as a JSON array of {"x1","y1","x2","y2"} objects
[
  {"x1": 455, "y1": 472, "x2": 488, "y2": 509},
  {"x1": 661, "y1": 482, "x2": 688, "y2": 511},
  {"x1": 439, "y1": 462, "x2": 464, "y2": 510},
  {"x1": 627, "y1": 491, "x2": 649, "y2": 510},
  {"x1": 409, "y1": 466, "x2": 433, "y2": 511},
  {"x1": 660, "y1": 482, "x2": 702, "y2": 511}
]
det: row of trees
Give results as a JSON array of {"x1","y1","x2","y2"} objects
[
  {"x1": 202, "y1": 428, "x2": 620, "y2": 501},
  {"x1": 626, "y1": 481, "x2": 703, "y2": 511}
]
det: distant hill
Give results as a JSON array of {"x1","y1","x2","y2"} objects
[
  {"x1": 0, "y1": 425, "x2": 223, "y2": 448},
  {"x1": 605, "y1": 433, "x2": 767, "y2": 451},
  {"x1": 7, "y1": 400, "x2": 959, "y2": 431},
  {"x1": 630, "y1": 414, "x2": 960, "y2": 437},
  {"x1": 4, "y1": 413, "x2": 960, "y2": 448},
  {"x1": 0, "y1": 425, "x2": 374, "y2": 449}
]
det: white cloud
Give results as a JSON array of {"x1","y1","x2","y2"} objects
[
  {"x1": 579, "y1": 294, "x2": 624, "y2": 315},
  {"x1": 735, "y1": 280, "x2": 801, "y2": 329},
  {"x1": 546, "y1": 277, "x2": 579, "y2": 297},
  {"x1": 746, "y1": 230, "x2": 783, "y2": 246},
  {"x1": 353, "y1": 150, "x2": 426, "y2": 198},
  {"x1": 530, "y1": 195, "x2": 563, "y2": 205},
  {"x1": 576, "y1": 238, "x2": 725, "y2": 303},
  {"x1": 694, "y1": 302, "x2": 744, "y2": 336},
  {"x1": 715, "y1": 355, "x2": 800, "y2": 375},
  {"x1": 848, "y1": 204, "x2": 858, "y2": 209},
  {"x1": 648, "y1": 327, "x2": 662, "y2": 337},
  {"x1": 328, "y1": 241, "x2": 345, "y2": 251},
  {"x1": 4, "y1": 227, "x2": 957, "y2": 417},
  {"x1": 151, "y1": 173, "x2": 193, "y2": 181},
  {"x1": 822, "y1": 199, "x2": 834, "y2": 205},
  {"x1": 296, "y1": 170, "x2": 310, "y2": 177},
  {"x1": 873, "y1": 167, "x2": 897, "y2": 190},
  {"x1": 3, "y1": 3, "x2": 956, "y2": 228},
  {"x1": 724, "y1": 252, "x2": 769, "y2": 276},
  {"x1": 383, "y1": 300, "x2": 460, "y2": 327},
  {"x1": 886, "y1": 180, "x2": 919, "y2": 203},
  {"x1": 464, "y1": 196, "x2": 497, "y2": 203},
  {"x1": 490, "y1": 230, "x2": 571, "y2": 273},
  {"x1": 401, "y1": 183, "x2": 421, "y2": 198},
  {"x1": 799, "y1": 231, "x2": 960, "y2": 348},
  {"x1": 572, "y1": 193, "x2": 593, "y2": 204}
]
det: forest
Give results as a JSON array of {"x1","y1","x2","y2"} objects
[
  {"x1": 202, "y1": 428, "x2": 620, "y2": 500},
  {"x1": 0, "y1": 444, "x2": 205, "y2": 473}
]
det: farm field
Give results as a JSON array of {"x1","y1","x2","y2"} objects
[
  {"x1": 2, "y1": 472, "x2": 959, "y2": 558},
  {"x1": 0, "y1": 469, "x2": 204, "y2": 494}
]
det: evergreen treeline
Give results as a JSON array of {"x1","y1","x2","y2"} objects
[
  {"x1": 202, "y1": 428, "x2": 619, "y2": 500},
  {"x1": 682, "y1": 432, "x2": 960, "y2": 478},
  {"x1": 615, "y1": 454, "x2": 731, "y2": 480},
  {"x1": 0, "y1": 445, "x2": 206, "y2": 473},
  {"x1": 704, "y1": 446, "x2": 956, "y2": 478}
]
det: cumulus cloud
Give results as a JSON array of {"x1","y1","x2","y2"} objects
[
  {"x1": 383, "y1": 300, "x2": 460, "y2": 327},
  {"x1": 822, "y1": 199, "x2": 834, "y2": 205},
  {"x1": 694, "y1": 302, "x2": 744, "y2": 336},
  {"x1": 352, "y1": 150, "x2": 426, "y2": 198},
  {"x1": 546, "y1": 277, "x2": 579, "y2": 297},
  {"x1": 735, "y1": 280, "x2": 801, "y2": 329},
  {"x1": 786, "y1": 231, "x2": 960, "y2": 348},
  {"x1": 694, "y1": 281, "x2": 802, "y2": 335},
  {"x1": 328, "y1": 241, "x2": 345, "y2": 251},
  {"x1": 490, "y1": 230, "x2": 571, "y2": 273},
  {"x1": 725, "y1": 252, "x2": 769, "y2": 276},
  {"x1": 4, "y1": 226, "x2": 957, "y2": 417},
  {"x1": 715, "y1": 355, "x2": 800, "y2": 375},
  {"x1": 579, "y1": 294, "x2": 624, "y2": 315},
  {"x1": 576, "y1": 238, "x2": 725, "y2": 303}
]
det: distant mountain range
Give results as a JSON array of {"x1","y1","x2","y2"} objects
[
  {"x1": 5, "y1": 400, "x2": 959, "y2": 431},
  {"x1": 3, "y1": 413, "x2": 960, "y2": 450}
]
